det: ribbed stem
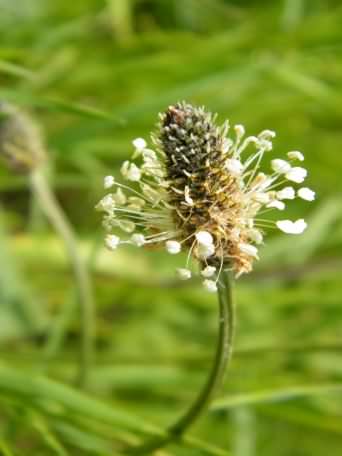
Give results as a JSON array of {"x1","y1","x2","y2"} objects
[
  {"x1": 125, "y1": 269, "x2": 235, "y2": 454},
  {"x1": 30, "y1": 168, "x2": 95, "y2": 388}
]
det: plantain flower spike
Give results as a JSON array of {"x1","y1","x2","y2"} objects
[
  {"x1": 0, "y1": 102, "x2": 45, "y2": 173},
  {"x1": 97, "y1": 102, "x2": 314, "y2": 291}
]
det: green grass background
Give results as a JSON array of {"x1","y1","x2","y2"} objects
[{"x1": 0, "y1": 0, "x2": 342, "y2": 454}]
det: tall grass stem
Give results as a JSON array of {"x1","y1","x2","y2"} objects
[{"x1": 30, "y1": 168, "x2": 95, "y2": 388}]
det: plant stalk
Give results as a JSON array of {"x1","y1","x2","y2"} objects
[
  {"x1": 30, "y1": 168, "x2": 95, "y2": 388},
  {"x1": 125, "y1": 269, "x2": 235, "y2": 454}
]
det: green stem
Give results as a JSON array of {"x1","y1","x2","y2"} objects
[
  {"x1": 30, "y1": 168, "x2": 95, "y2": 388},
  {"x1": 125, "y1": 270, "x2": 235, "y2": 454},
  {"x1": 107, "y1": 0, "x2": 133, "y2": 44}
]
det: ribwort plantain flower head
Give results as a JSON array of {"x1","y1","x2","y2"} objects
[
  {"x1": 97, "y1": 102, "x2": 314, "y2": 292},
  {"x1": 0, "y1": 102, "x2": 45, "y2": 173}
]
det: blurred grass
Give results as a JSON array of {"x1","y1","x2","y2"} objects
[{"x1": 0, "y1": 0, "x2": 342, "y2": 454}]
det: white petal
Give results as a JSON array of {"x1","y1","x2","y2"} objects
[
  {"x1": 267, "y1": 200, "x2": 285, "y2": 210},
  {"x1": 277, "y1": 186, "x2": 295, "y2": 200},
  {"x1": 201, "y1": 266, "x2": 216, "y2": 278},
  {"x1": 132, "y1": 138, "x2": 147, "y2": 151},
  {"x1": 195, "y1": 231, "x2": 213, "y2": 246},
  {"x1": 203, "y1": 279, "x2": 217, "y2": 293},
  {"x1": 166, "y1": 240, "x2": 181, "y2": 254},
  {"x1": 298, "y1": 187, "x2": 315, "y2": 201},
  {"x1": 276, "y1": 219, "x2": 307, "y2": 234},
  {"x1": 287, "y1": 150, "x2": 304, "y2": 161},
  {"x1": 104, "y1": 175, "x2": 115, "y2": 189},
  {"x1": 285, "y1": 167, "x2": 307, "y2": 183},
  {"x1": 131, "y1": 233, "x2": 145, "y2": 247},
  {"x1": 177, "y1": 268, "x2": 192, "y2": 280},
  {"x1": 271, "y1": 159, "x2": 291, "y2": 174},
  {"x1": 225, "y1": 158, "x2": 243, "y2": 175},
  {"x1": 238, "y1": 243, "x2": 259, "y2": 259},
  {"x1": 105, "y1": 234, "x2": 120, "y2": 250}
]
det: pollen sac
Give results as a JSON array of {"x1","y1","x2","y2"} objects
[{"x1": 0, "y1": 103, "x2": 45, "y2": 174}]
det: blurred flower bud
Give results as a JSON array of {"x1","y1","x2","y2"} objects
[{"x1": 0, "y1": 102, "x2": 45, "y2": 174}]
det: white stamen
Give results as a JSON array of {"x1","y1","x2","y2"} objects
[
  {"x1": 96, "y1": 194, "x2": 115, "y2": 213},
  {"x1": 277, "y1": 186, "x2": 295, "y2": 200},
  {"x1": 234, "y1": 124, "x2": 245, "y2": 139},
  {"x1": 133, "y1": 138, "x2": 147, "y2": 151},
  {"x1": 177, "y1": 268, "x2": 192, "y2": 280},
  {"x1": 105, "y1": 234, "x2": 120, "y2": 250},
  {"x1": 113, "y1": 188, "x2": 127, "y2": 205},
  {"x1": 258, "y1": 139, "x2": 273, "y2": 151},
  {"x1": 225, "y1": 158, "x2": 243, "y2": 175},
  {"x1": 203, "y1": 279, "x2": 217, "y2": 293},
  {"x1": 201, "y1": 266, "x2": 216, "y2": 278},
  {"x1": 141, "y1": 183, "x2": 161, "y2": 204},
  {"x1": 298, "y1": 187, "x2": 315, "y2": 201},
  {"x1": 117, "y1": 220, "x2": 136, "y2": 233},
  {"x1": 223, "y1": 138, "x2": 233, "y2": 153},
  {"x1": 253, "y1": 192, "x2": 270, "y2": 204},
  {"x1": 285, "y1": 167, "x2": 307, "y2": 183},
  {"x1": 246, "y1": 228, "x2": 263, "y2": 244},
  {"x1": 271, "y1": 159, "x2": 291, "y2": 174},
  {"x1": 276, "y1": 219, "x2": 307, "y2": 234},
  {"x1": 238, "y1": 243, "x2": 259, "y2": 259},
  {"x1": 120, "y1": 160, "x2": 129, "y2": 177},
  {"x1": 104, "y1": 175, "x2": 115, "y2": 189},
  {"x1": 166, "y1": 240, "x2": 181, "y2": 254},
  {"x1": 258, "y1": 129, "x2": 276, "y2": 139},
  {"x1": 131, "y1": 233, "x2": 145, "y2": 247},
  {"x1": 195, "y1": 231, "x2": 214, "y2": 246},
  {"x1": 197, "y1": 243, "x2": 215, "y2": 260},
  {"x1": 121, "y1": 161, "x2": 142, "y2": 182},
  {"x1": 267, "y1": 200, "x2": 285, "y2": 210},
  {"x1": 184, "y1": 185, "x2": 194, "y2": 206},
  {"x1": 128, "y1": 196, "x2": 145, "y2": 209},
  {"x1": 287, "y1": 150, "x2": 304, "y2": 161},
  {"x1": 142, "y1": 149, "x2": 157, "y2": 161},
  {"x1": 127, "y1": 163, "x2": 141, "y2": 182},
  {"x1": 251, "y1": 172, "x2": 273, "y2": 191}
]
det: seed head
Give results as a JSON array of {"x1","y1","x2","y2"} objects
[
  {"x1": 97, "y1": 102, "x2": 313, "y2": 290},
  {"x1": 0, "y1": 103, "x2": 45, "y2": 173}
]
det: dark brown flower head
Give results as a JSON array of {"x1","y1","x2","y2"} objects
[
  {"x1": 97, "y1": 102, "x2": 311, "y2": 292},
  {"x1": 158, "y1": 102, "x2": 238, "y2": 263},
  {"x1": 0, "y1": 103, "x2": 45, "y2": 174}
]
